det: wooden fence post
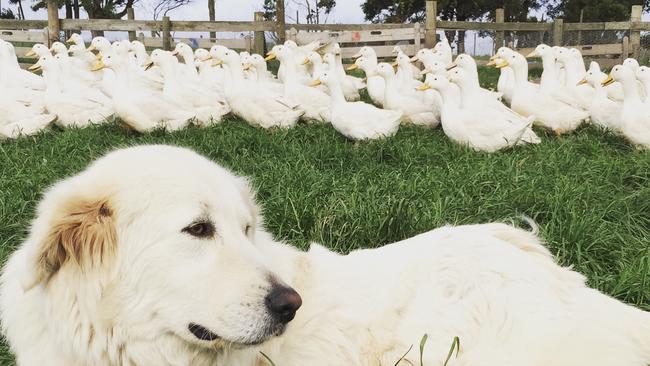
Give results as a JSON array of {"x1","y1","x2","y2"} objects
[
  {"x1": 576, "y1": 8, "x2": 584, "y2": 46},
  {"x1": 162, "y1": 16, "x2": 171, "y2": 50},
  {"x1": 494, "y1": 8, "x2": 504, "y2": 52},
  {"x1": 138, "y1": 32, "x2": 145, "y2": 45},
  {"x1": 552, "y1": 18, "x2": 563, "y2": 46},
  {"x1": 630, "y1": 5, "x2": 642, "y2": 59},
  {"x1": 622, "y1": 36, "x2": 630, "y2": 62},
  {"x1": 46, "y1": 0, "x2": 60, "y2": 46},
  {"x1": 414, "y1": 22, "x2": 421, "y2": 51},
  {"x1": 208, "y1": 0, "x2": 216, "y2": 40},
  {"x1": 253, "y1": 11, "x2": 265, "y2": 55},
  {"x1": 288, "y1": 27, "x2": 297, "y2": 42},
  {"x1": 42, "y1": 27, "x2": 50, "y2": 46},
  {"x1": 276, "y1": 0, "x2": 286, "y2": 44},
  {"x1": 425, "y1": 0, "x2": 436, "y2": 48},
  {"x1": 127, "y1": 7, "x2": 136, "y2": 42}
]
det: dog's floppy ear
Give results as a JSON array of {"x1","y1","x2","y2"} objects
[{"x1": 22, "y1": 188, "x2": 117, "y2": 291}]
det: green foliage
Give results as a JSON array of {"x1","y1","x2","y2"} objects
[
  {"x1": 30, "y1": 0, "x2": 134, "y2": 18},
  {"x1": 0, "y1": 8, "x2": 16, "y2": 18},
  {"x1": 546, "y1": 0, "x2": 649, "y2": 22},
  {"x1": 263, "y1": 0, "x2": 336, "y2": 24},
  {"x1": 361, "y1": 0, "x2": 544, "y2": 23}
]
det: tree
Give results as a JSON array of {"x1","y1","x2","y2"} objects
[
  {"x1": 263, "y1": 0, "x2": 336, "y2": 24},
  {"x1": 30, "y1": 0, "x2": 137, "y2": 19},
  {"x1": 545, "y1": 0, "x2": 648, "y2": 22},
  {"x1": 361, "y1": 0, "x2": 544, "y2": 52},
  {"x1": 208, "y1": 0, "x2": 215, "y2": 39},
  {"x1": 151, "y1": 0, "x2": 191, "y2": 20},
  {"x1": 0, "y1": 7, "x2": 16, "y2": 18}
]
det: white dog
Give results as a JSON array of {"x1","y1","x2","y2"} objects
[{"x1": 1, "y1": 145, "x2": 649, "y2": 366}]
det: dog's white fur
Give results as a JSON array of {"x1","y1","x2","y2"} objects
[{"x1": 1, "y1": 145, "x2": 649, "y2": 366}]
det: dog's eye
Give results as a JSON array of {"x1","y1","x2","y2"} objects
[
  {"x1": 245, "y1": 224, "x2": 252, "y2": 236},
  {"x1": 182, "y1": 221, "x2": 215, "y2": 239}
]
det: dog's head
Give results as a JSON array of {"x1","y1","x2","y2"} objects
[{"x1": 21, "y1": 145, "x2": 301, "y2": 348}]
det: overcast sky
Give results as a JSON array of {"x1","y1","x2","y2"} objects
[
  {"x1": 12, "y1": 0, "x2": 649, "y2": 23},
  {"x1": 12, "y1": 0, "x2": 368, "y2": 23}
]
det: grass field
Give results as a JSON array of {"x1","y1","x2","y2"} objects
[{"x1": 0, "y1": 68, "x2": 649, "y2": 364}]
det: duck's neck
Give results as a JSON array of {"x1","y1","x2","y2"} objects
[
  {"x1": 540, "y1": 55, "x2": 560, "y2": 87},
  {"x1": 181, "y1": 54, "x2": 198, "y2": 73},
  {"x1": 436, "y1": 84, "x2": 460, "y2": 108},
  {"x1": 43, "y1": 67, "x2": 62, "y2": 92},
  {"x1": 455, "y1": 79, "x2": 480, "y2": 105},
  {"x1": 562, "y1": 59, "x2": 584, "y2": 85},
  {"x1": 382, "y1": 73, "x2": 398, "y2": 98},
  {"x1": 327, "y1": 80, "x2": 346, "y2": 104},
  {"x1": 361, "y1": 63, "x2": 378, "y2": 78},
  {"x1": 620, "y1": 77, "x2": 642, "y2": 104},
  {"x1": 510, "y1": 63, "x2": 529, "y2": 88}
]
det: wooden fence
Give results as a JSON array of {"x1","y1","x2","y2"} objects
[{"x1": 0, "y1": 1, "x2": 647, "y2": 64}]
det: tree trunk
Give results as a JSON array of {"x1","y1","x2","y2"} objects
[
  {"x1": 457, "y1": 30, "x2": 465, "y2": 54},
  {"x1": 65, "y1": 0, "x2": 72, "y2": 19},
  {"x1": 208, "y1": 0, "x2": 215, "y2": 40},
  {"x1": 73, "y1": 0, "x2": 79, "y2": 19},
  {"x1": 88, "y1": 8, "x2": 105, "y2": 37},
  {"x1": 444, "y1": 30, "x2": 455, "y2": 48},
  {"x1": 17, "y1": 0, "x2": 25, "y2": 19}
]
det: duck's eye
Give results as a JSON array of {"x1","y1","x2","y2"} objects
[{"x1": 183, "y1": 221, "x2": 215, "y2": 239}]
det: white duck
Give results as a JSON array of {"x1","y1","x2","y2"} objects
[
  {"x1": 172, "y1": 42, "x2": 200, "y2": 78},
  {"x1": 623, "y1": 58, "x2": 640, "y2": 73},
  {"x1": 195, "y1": 48, "x2": 226, "y2": 87},
  {"x1": 0, "y1": 40, "x2": 45, "y2": 91},
  {"x1": 271, "y1": 45, "x2": 330, "y2": 123},
  {"x1": 312, "y1": 70, "x2": 401, "y2": 140},
  {"x1": 323, "y1": 53, "x2": 361, "y2": 101},
  {"x1": 447, "y1": 67, "x2": 540, "y2": 145},
  {"x1": 578, "y1": 65, "x2": 622, "y2": 130},
  {"x1": 0, "y1": 86, "x2": 55, "y2": 138},
  {"x1": 555, "y1": 47, "x2": 593, "y2": 109},
  {"x1": 149, "y1": 49, "x2": 229, "y2": 126},
  {"x1": 433, "y1": 38, "x2": 453, "y2": 65},
  {"x1": 376, "y1": 62, "x2": 439, "y2": 127},
  {"x1": 392, "y1": 46, "x2": 421, "y2": 79},
  {"x1": 331, "y1": 43, "x2": 365, "y2": 94},
  {"x1": 248, "y1": 54, "x2": 277, "y2": 82},
  {"x1": 395, "y1": 51, "x2": 423, "y2": 89},
  {"x1": 603, "y1": 65, "x2": 650, "y2": 148},
  {"x1": 50, "y1": 42, "x2": 99, "y2": 88},
  {"x1": 498, "y1": 51, "x2": 588, "y2": 134},
  {"x1": 420, "y1": 74, "x2": 537, "y2": 152},
  {"x1": 213, "y1": 47, "x2": 303, "y2": 129},
  {"x1": 87, "y1": 36, "x2": 112, "y2": 54},
  {"x1": 24, "y1": 43, "x2": 51, "y2": 59},
  {"x1": 526, "y1": 44, "x2": 584, "y2": 108},
  {"x1": 584, "y1": 61, "x2": 625, "y2": 102},
  {"x1": 490, "y1": 47, "x2": 518, "y2": 105},
  {"x1": 303, "y1": 51, "x2": 326, "y2": 79},
  {"x1": 94, "y1": 52, "x2": 194, "y2": 132},
  {"x1": 347, "y1": 56, "x2": 385, "y2": 107},
  {"x1": 276, "y1": 40, "x2": 312, "y2": 83},
  {"x1": 31, "y1": 54, "x2": 113, "y2": 128},
  {"x1": 450, "y1": 54, "x2": 501, "y2": 100},
  {"x1": 636, "y1": 66, "x2": 650, "y2": 104},
  {"x1": 130, "y1": 40, "x2": 151, "y2": 67}
]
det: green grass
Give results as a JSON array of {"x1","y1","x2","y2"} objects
[{"x1": 0, "y1": 68, "x2": 649, "y2": 364}]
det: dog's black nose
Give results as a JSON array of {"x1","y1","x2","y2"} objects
[{"x1": 265, "y1": 285, "x2": 302, "y2": 323}]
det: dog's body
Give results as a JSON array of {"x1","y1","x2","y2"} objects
[{"x1": 1, "y1": 145, "x2": 649, "y2": 366}]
